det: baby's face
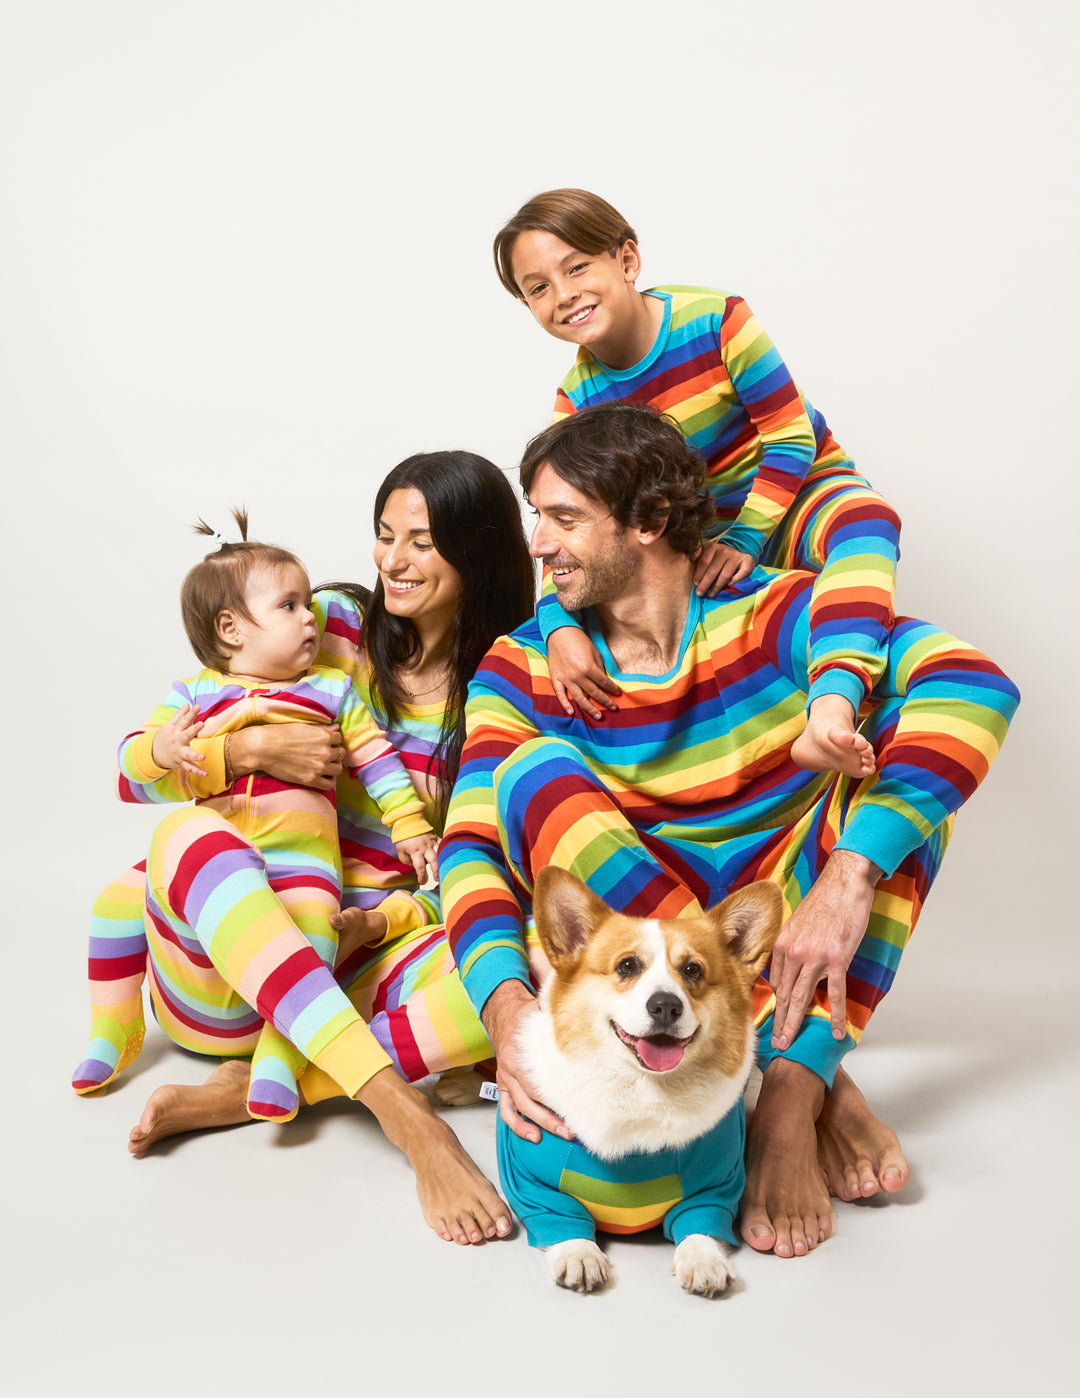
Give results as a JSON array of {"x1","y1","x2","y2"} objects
[{"x1": 224, "y1": 562, "x2": 318, "y2": 681}]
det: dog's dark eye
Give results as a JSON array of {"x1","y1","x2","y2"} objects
[
  {"x1": 681, "y1": 961, "x2": 704, "y2": 983},
  {"x1": 616, "y1": 955, "x2": 641, "y2": 980}
]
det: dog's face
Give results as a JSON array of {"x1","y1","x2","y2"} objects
[{"x1": 531, "y1": 867, "x2": 784, "y2": 1086}]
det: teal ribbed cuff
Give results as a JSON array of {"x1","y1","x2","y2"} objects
[
  {"x1": 835, "y1": 802, "x2": 927, "y2": 879},
  {"x1": 756, "y1": 1015, "x2": 853, "y2": 1089}
]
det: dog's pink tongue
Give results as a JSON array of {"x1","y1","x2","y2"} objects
[{"x1": 634, "y1": 1036, "x2": 686, "y2": 1072}]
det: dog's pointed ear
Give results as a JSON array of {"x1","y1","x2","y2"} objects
[
  {"x1": 707, "y1": 881, "x2": 785, "y2": 977},
  {"x1": 532, "y1": 866, "x2": 607, "y2": 965}
]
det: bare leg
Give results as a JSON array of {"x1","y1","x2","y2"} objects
[
  {"x1": 128, "y1": 1059, "x2": 252, "y2": 1158},
  {"x1": 740, "y1": 1058, "x2": 833, "y2": 1258},
  {"x1": 816, "y1": 1064, "x2": 911, "y2": 1201},
  {"x1": 791, "y1": 695, "x2": 876, "y2": 779},
  {"x1": 356, "y1": 1067, "x2": 511, "y2": 1246}
]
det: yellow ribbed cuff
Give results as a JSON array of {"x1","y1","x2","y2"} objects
[{"x1": 312, "y1": 1020, "x2": 393, "y2": 1100}]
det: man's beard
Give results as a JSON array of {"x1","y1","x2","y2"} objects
[{"x1": 550, "y1": 535, "x2": 636, "y2": 612}]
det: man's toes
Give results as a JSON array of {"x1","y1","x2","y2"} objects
[
  {"x1": 740, "y1": 1210, "x2": 777, "y2": 1254},
  {"x1": 858, "y1": 1159, "x2": 880, "y2": 1196},
  {"x1": 774, "y1": 1217, "x2": 796, "y2": 1258},
  {"x1": 880, "y1": 1161, "x2": 910, "y2": 1192}
]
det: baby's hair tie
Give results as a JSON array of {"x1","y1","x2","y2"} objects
[{"x1": 194, "y1": 508, "x2": 248, "y2": 549}]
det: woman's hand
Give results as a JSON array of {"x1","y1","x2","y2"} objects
[
  {"x1": 229, "y1": 723, "x2": 345, "y2": 789},
  {"x1": 150, "y1": 703, "x2": 206, "y2": 774},
  {"x1": 396, "y1": 832, "x2": 439, "y2": 888},
  {"x1": 547, "y1": 626, "x2": 621, "y2": 720},
  {"x1": 693, "y1": 541, "x2": 754, "y2": 597}
]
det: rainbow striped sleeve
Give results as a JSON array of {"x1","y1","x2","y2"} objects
[
  {"x1": 335, "y1": 675, "x2": 431, "y2": 844},
  {"x1": 835, "y1": 622, "x2": 1021, "y2": 873},
  {"x1": 441, "y1": 640, "x2": 545, "y2": 1012},
  {"x1": 115, "y1": 675, "x2": 215, "y2": 805},
  {"x1": 712, "y1": 295, "x2": 817, "y2": 558}
]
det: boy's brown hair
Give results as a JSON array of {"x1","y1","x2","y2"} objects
[
  {"x1": 181, "y1": 508, "x2": 302, "y2": 669},
  {"x1": 493, "y1": 188, "x2": 637, "y2": 299}
]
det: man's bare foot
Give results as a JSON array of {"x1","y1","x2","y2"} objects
[
  {"x1": 817, "y1": 1065, "x2": 910, "y2": 1201},
  {"x1": 358, "y1": 1068, "x2": 512, "y2": 1246},
  {"x1": 128, "y1": 1059, "x2": 252, "y2": 1158},
  {"x1": 431, "y1": 1069, "x2": 486, "y2": 1108},
  {"x1": 791, "y1": 694, "x2": 876, "y2": 778},
  {"x1": 740, "y1": 1059, "x2": 833, "y2": 1258}
]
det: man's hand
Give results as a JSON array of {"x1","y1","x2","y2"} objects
[
  {"x1": 150, "y1": 703, "x2": 205, "y2": 774},
  {"x1": 769, "y1": 851, "x2": 883, "y2": 1050},
  {"x1": 229, "y1": 722, "x2": 345, "y2": 789},
  {"x1": 547, "y1": 626, "x2": 622, "y2": 720},
  {"x1": 396, "y1": 832, "x2": 439, "y2": 888},
  {"x1": 481, "y1": 980, "x2": 570, "y2": 1144},
  {"x1": 693, "y1": 541, "x2": 754, "y2": 597}
]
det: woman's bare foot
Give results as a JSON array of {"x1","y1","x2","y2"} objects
[
  {"x1": 817, "y1": 1065, "x2": 910, "y2": 1201},
  {"x1": 358, "y1": 1068, "x2": 511, "y2": 1245},
  {"x1": 128, "y1": 1059, "x2": 252, "y2": 1158},
  {"x1": 740, "y1": 1059, "x2": 833, "y2": 1258},
  {"x1": 791, "y1": 695, "x2": 876, "y2": 778}
]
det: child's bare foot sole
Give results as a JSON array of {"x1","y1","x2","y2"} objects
[{"x1": 791, "y1": 696, "x2": 875, "y2": 779}]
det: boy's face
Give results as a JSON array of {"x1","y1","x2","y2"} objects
[
  {"x1": 511, "y1": 229, "x2": 643, "y2": 358},
  {"x1": 218, "y1": 561, "x2": 319, "y2": 681}
]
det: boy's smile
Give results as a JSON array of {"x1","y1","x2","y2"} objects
[{"x1": 510, "y1": 229, "x2": 662, "y2": 370}]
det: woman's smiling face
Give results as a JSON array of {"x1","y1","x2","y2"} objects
[{"x1": 373, "y1": 487, "x2": 462, "y2": 629}]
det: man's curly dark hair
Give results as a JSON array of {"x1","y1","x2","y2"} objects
[{"x1": 519, "y1": 403, "x2": 714, "y2": 558}]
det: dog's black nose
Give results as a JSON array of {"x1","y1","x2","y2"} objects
[{"x1": 646, "y1": 990, "x2": 684, "y2": 1029}]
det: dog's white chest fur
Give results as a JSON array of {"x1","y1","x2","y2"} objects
[{"x1": 518, "y1": 1007, "x2": 755, "y2": 1159}]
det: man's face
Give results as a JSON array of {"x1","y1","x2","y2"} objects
[{"x1": 527, "y1": 461, "x2": 637, "y2": 612}]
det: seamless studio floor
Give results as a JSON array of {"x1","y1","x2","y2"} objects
[{"x1": 9, "y1": 756, "x2": 1075, "y2": 1398}]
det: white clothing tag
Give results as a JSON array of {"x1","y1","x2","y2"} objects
[{"x1": 479, "y1": 1081, "x2": 499, "y2": 1102}]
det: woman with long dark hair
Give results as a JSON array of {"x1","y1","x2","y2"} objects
[{"x1": 72, "y1": 452, "x2": 535, "y2": 1246}]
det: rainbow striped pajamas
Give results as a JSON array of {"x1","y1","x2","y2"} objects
[
  {"x1": 441, "y1": 570, "x2": 1019, "y2": 1086},
  {"x1": 550, "y1": 287, "x2": 901, "y2": 709},
  {"x1": 73, "y1": 591, "x2": 494, "y2": 1107},
  {"x1": 73, "y1": 661, "x2": 433, "y2": 1117}
]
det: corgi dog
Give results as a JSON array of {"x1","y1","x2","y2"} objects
[{"x1": 498, "y1": 865, "x2": 783, "y2": 1296}]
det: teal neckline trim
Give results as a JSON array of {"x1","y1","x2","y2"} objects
[
  {"x1": 591, "y1": 291, "x2": 671, "y2": 381},
  {"x1": 584, "y1": 589, "x2": 702, "y2": 684}
]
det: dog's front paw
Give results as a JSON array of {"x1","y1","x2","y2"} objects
[
  {"x1": 671, "y1": 1234, "x2": 738, "y2": 1298},
  {"x1": 546, "y1": 1239, "x2": 614, "y2": 1293}
]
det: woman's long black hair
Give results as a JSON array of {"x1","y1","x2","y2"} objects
[{"x1": 325, "y1": 451, "x2": 535, "y2": 826}]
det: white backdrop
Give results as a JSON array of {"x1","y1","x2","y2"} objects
[{"x1": 2, "y1": 2, "x2": 1076, "y2": 1394}]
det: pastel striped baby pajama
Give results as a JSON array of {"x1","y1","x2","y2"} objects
[
  {"x1": 73, "y1": 661, "x2": 432, "y2": 1117},
  {"x1": 73, "y1": 591, "x2": 493, "y2": 1109}
]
